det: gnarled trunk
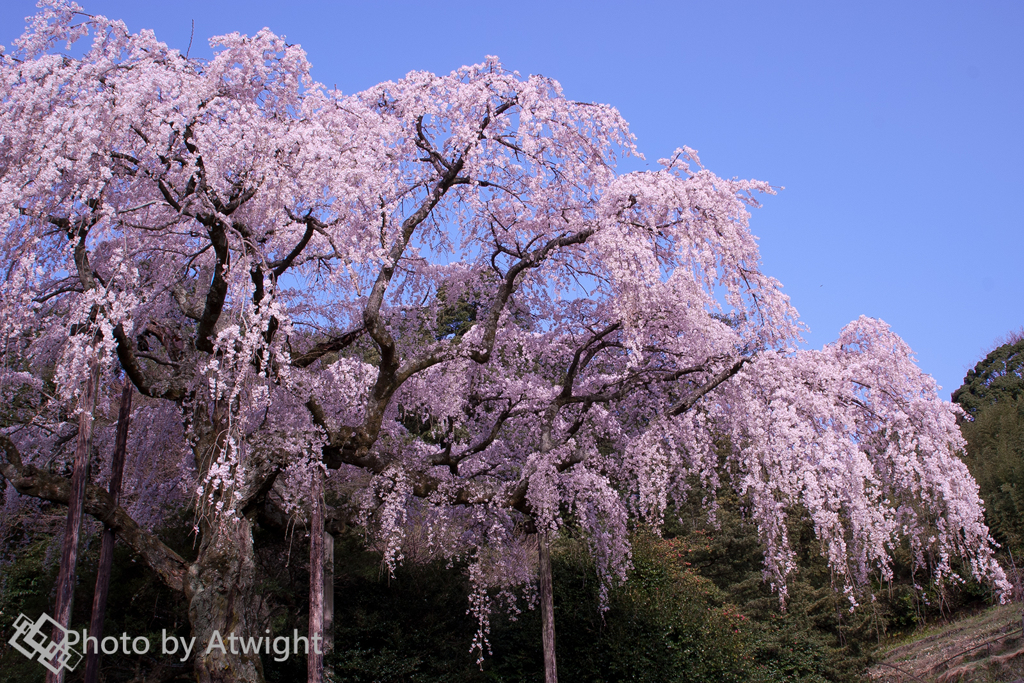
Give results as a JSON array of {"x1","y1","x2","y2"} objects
[
  {"x1": 188, "y1": 512, "x2": 264, "y2": 683},
  {"x1": 183, "y1": 394, "x2": 266, "y2": 682}
]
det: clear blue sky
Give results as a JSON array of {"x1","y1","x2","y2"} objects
[{"x1": 3, "y1": 1, "x2": 1021, "y2": 398}]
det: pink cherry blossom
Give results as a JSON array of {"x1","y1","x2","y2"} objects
[{"x1": 0, "y1": 5, "x2": 1008, "y2": 681}]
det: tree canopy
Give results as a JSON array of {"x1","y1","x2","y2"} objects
[
  {"x1": 0, "y1": 4, "x2": 1010, "y2": 682},
  {"x1": 952, "y1": 335, "x2": 1024, "y2": 416},
  {"x1": 954, "y1": 333, "x2": 1024, "y2": 558}
]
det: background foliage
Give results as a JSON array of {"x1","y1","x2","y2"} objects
[
  {"x1": 955, "y1": 334, "x2": 1024, "y2": 567},
  {"x1": 0, "y1": 497, "x2": 932, "y2": 683}
]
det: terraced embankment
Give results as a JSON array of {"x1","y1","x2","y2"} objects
[{"x1": 868, "y1": 603, "x2": 1024, "y2": 683}]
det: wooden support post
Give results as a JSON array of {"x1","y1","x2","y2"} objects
[
  {"x1": 47, "y1": 356, "x2": 99, "y2": 683},
  {"x1": 324, "y1": 530, "x2": 334, "y2": 680},
  {"x1": 84, "y1": 380, "x2": 132, "y2": 683},
  {"x1": 539, "y1": 530, "x2": 558, "y2": 683},
  {"x1": 308, "y1": 465, "x2": 325, "y2": 683},
  {"x1": 324, "y1": 531, "x2": 334, "y2": 653}
]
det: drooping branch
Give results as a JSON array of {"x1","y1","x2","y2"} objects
[
  {"x1": 272, "y1": 215, "x2": 317, "y2": 278},
  {"x1": 195, "y1": 219, "x2": 230, "y2": 353},
  {"x1": 0, "y1": 435, "x2": 189, "y2": 594},
  {"x1": 403, "y1": 354, "x2": 753, "y2": 517},
  {"x1": 668, "y1": 356, "x2": 749, "y2": 416},
  {"x1": 290, "y1": 327, "x2": 366, "y2": 368},
  {"x1": 113, "y1": 324, "x2": 188, "y2": 401},
  {"x1": 562, "y1": 322, "x2": 622, "y2": 393},
  {"x1": 256, "y1": 494, "x2": 351, "y2": 538}
]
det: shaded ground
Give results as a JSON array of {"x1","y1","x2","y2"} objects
[{"x1": 868, "y1": 603, "x2": 1024, "y2": 683}]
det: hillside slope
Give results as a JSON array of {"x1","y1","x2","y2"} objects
[{"x1": 868, "y1": 603, "x2": 1024, "y2": 682}]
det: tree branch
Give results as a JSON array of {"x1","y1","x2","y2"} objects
[
  {"x1": 668, "y1": 356, "x2": 749, "y2": 416},
  {"x1": 290, "y1": 327, "x2": 365, "y2": 369},
  {"x1": 0, "y1": 435, "x2": 189, "y2": 595},
  {"x1": 113, "y1": 324, "x2": 187, "y2": 401},
  {"x1": 195, "y1": 219, "x2": 229, "y2": 353}
]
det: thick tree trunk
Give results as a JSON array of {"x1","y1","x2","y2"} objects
[
  {"x1": 538, "y1": 530, "x2": 558, "y2": 683},
  {"x1": 188, "y1": 512, "x2": 264, "y2": 683},
  {"x1": 184, "y1": 395, "x2": 266, "y2": 683},
  {"x1": 47, "y1": 356, "x2": 99, "y2": 683},
  {"x1": 84, "y1": 380, "x2": 132, "y2": 683},
  {"x1": 308, "y1": 466, "x2": 325, "y2": 683}
]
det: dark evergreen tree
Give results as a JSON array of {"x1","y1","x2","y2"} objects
[
  {"x1": 952, "y1": 336, "x2": 1024, "y2": 416},
  {"x1": 955, "y1": 334, "x2": 1024, "y2": 558}
]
